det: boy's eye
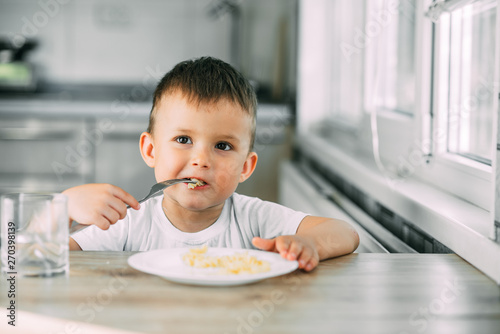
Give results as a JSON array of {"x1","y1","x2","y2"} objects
[
  {"x1": 215, "y1": 142, "x2": 232, "y2": 151},
  {"x1": 176, "y1": 136, "x2": 192, "y2": 144}
]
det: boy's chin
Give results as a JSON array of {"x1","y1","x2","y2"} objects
[{"x1": 175, "y1": 197, "x2": 220, "y2": 212}]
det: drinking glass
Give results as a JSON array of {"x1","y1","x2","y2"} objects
[{"x1": 1, "y1": 193, "x2": 69, "y2": 276}]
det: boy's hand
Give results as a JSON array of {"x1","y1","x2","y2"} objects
[
  {"x1": 63, "y1": 184, "x2": 140, "y2": 230},
  {"x1": 252, "y1": 235, "x2": 319, "y2": 272}
]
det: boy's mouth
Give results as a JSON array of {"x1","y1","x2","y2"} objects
[{"x1": 187, "y1": 178, "x2": 207, "y2": 189}]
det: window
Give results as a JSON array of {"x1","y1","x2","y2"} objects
[
  {"x1": 298, "y1": 0, "x2": 498, "y2": 214},
  {"x1": 329, "y1": 0, "x2": 365, "y2": 125},
  {"x1": 297, "y1": 0, "x2": 500, "y2": 282},
  {"x1": 446, "y1": 0, "x2": 496, "y2": 163},
  {"x1": 297, "y1": 0, "x2": 365, "y2": 132},
  {"x1": 365, "y1": 0, "x2": 417, "y2": 115},
  {"x1": 425, "y1": 0, "x2": 497, "y2": 210}
]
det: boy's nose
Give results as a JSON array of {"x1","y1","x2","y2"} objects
[{"x1": 191, "y1": 147, "x2": 211, "y2": 168}]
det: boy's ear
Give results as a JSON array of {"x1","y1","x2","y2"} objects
[
  {"x1": 239, "y1": 151, "x2": 258, "y2": 183},
  {"x1": 140, "y1": 132, "x2": 156, "y2": 168}
]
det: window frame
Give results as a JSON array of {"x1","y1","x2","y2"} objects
[
  {"x1": 413, "y1": 0, "x2": 498, "y2": 211},
  {"x1": 363, "y1": 0, "x2": 418, "y2": 117},
  {"x1": 298, "y1": 0, "x2": 498, "y2": 216},
  {"x1": 363, "y1": 0, "x2": 496, "y2": 212}
]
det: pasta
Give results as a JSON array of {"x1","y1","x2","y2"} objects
[
  {"x1": 188, "y1": 178, "x2": 206, "y2": 189},
  {"x1": 182, "y1": 246, "x2": 271, "y2": 275}
]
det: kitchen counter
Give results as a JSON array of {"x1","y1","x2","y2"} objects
[
  {"x1": 1, "y1": 252, "x2": 499, "y2": 334},
  {"x1": 0, "y1": 84, "x2": 293, "y2": 119},
  {"x1": 0, "y1": 84, "x2": 152, "y2": 118}
]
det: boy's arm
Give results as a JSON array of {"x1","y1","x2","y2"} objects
[
  {"x1": 252, "y1": 216, "x2": 359, "y2": 271},
  {"x1": 69, "y1": 237, "x2": 82, "y2": 251},
  {"x1": 63, "y1": 184, "x2": 140, "y2": 251},
  {"x1": 296, "y1": 216, "x2": 359, "y2": 260}
]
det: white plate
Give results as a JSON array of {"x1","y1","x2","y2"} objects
[{"x1": 128, "y1": 247, "x2": 299, "y2": 286}]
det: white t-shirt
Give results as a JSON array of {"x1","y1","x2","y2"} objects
[{"x1": 71, "y1": 193, "x2": 309, "y2": 251}]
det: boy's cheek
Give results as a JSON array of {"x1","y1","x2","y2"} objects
[
  {"x1": 222, "y1": 157, "x2": 246, "y2": 174},
  {"x1": 214, "y1": 173, "x2": 236, "y2": 188},
  {"x1": 153, "y1": 163, "x2": 174, "y2": 182},
  {"x1": 153, "y1": 170, "x2": 164, "y2": 183},
  {"x1": 153, "y1": 152, "x2": 183, "y2": 178},
  {"x1": 216, "y1": 162, "x2": 244, "y2": 184}
]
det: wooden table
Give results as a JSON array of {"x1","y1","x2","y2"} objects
[{"x1": 2, "y1": 252, "x2": 500, "y2": 334}]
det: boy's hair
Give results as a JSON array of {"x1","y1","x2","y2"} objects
[{"x1": 147, "y1": 57, "x2": 257, "y2": 151}]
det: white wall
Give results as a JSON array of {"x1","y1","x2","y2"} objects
[
  {"x1": 0, "y1": 0, "x2": 297, "y2": 93},
  {"x1": 0, "y1": 0, "x2": 230, "y2": 84}
]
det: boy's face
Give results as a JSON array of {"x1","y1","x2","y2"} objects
[{"x1": 140, "y1": 92, "x2": 258, "y2": 213}]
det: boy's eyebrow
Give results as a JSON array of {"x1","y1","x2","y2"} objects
[
  {"x1": 173, "y1": 128, "x2": 194, "y2": 133},
  {"x1": 217, "y1": 134, "x2": 241, "y2": 142}
]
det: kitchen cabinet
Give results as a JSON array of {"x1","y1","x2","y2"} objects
[
  {"x1": 0, "y1": 97, "x2": 292, "y2": 202},
  {"x1": 93, "y1": 118, "x2": 156, "y2": 198},
  {"x1": 236, "y1": 104, "x2": 293, "y2": 202},
  {"x1": 0, "y1": 94, "x2": 155, "y2": 199},
  {"x1": 0, "y1": 115, "x2": 90, "y2": 194},
  {"x1": 0, "y1": 115, "x2": 155, "y2": 199}
]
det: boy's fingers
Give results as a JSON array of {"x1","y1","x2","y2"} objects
[
  {"x1": 110, "y1": 185, "x2": 140, "y2": 210},
  {"x1": 101, "y1": 206, "x2": 121, "y2": 226},
  {"x1": 275, "y1": 237, "x2": 292, "y2": 258},
  {"x1": 287, "y1": 241, "x2": 304, "y2": 261},
  {"x1": 108, "y1": 196, "x2": 129, "y2": 220},
  {"x1": 252, "y1": 237, "x2": 277, "y2": 252},
  {"x1": 92, "y1": 215, "x2": 111, "y2": 230},
  {"x1": 297, "y1": 247, "x2": 313, "y2": 268},
  {"x1": 302, "y1": 261, "x2": 315, "y2": 272},
  {"x1": 297, "y1": 248, "x2": 319, "y2": 271},
  {"x1": 304, "y1": 257, "x2": 319, "y2": 272}
]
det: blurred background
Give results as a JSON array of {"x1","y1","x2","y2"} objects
[
  {"x1": 0, "y1": 0, "x2": 297, "y2": 93},
  {"x1": 0, "y1": 0, "x2": 298, "y2": 202}
]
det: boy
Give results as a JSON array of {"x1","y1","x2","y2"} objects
[{"x1": 65, "y1": 57, "x2": 359, "y2": 271}]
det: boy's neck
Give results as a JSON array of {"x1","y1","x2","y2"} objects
[{"x1": 161, "y1": 198, "x2": 224, "y2": 233}]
